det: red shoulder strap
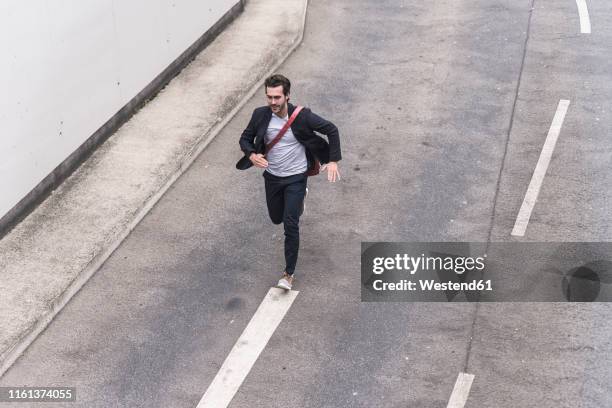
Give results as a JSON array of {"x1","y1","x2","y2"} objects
[{"x1": 265, "y1": 106, "x2": 303, "y2": 155}]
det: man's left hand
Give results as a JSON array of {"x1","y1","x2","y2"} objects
[{"x1": 320, "y1": 161, "x2": 341, "y2": 182}]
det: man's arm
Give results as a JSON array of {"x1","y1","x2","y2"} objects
[
  {"x1": 239, "y1": 109, "x2": 261, "y2": 158},
  {"x1": 239, "y1": 108, "x2": 269, "y2": 169},
  {"x1": 306, "y1": 110, "x2": 342, "y2": 162},
  {"x1": 306, "y1": 109, "x2": 341, "y2": 182}
]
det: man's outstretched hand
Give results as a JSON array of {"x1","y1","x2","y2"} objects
[
  {"x1": 320, "y1": 161, "x2": 340, "y2": 182},
  {"x1": 249, "y1": 153, "x2": 269, "y2": 168}
]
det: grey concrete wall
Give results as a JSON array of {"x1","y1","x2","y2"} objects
[{"x1": 0, "y1": 0, "x2": 245, "y2": 239}]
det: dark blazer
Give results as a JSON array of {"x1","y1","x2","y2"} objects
[{"x1": 236, "y1": 103, "x2": 341, "y2": 171}]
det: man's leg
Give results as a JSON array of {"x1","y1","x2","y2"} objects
[
  {"x1": 263, "y1": 172, "x2": 285, "y2": 225},
  {"x1": 282, "y1": 174, "x2": 307, "y2": 275}
]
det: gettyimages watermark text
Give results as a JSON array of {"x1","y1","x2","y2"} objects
[{"x1": 361, "y1": 242, "x2": 612, "y2": 302}]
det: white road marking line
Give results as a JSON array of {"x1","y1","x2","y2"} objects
[
  {"x1": 196, "y1": 288, "x2": 298, "y2": 408},
  {"x1": 511, "y1": 100, "x2": 570, "y2": 237},
  {"x1": 576, "y1": 0, "x2": 592, "y2": 34},
  {"x1": 447, "y1": 372, "x2": 475, "y2": 408}
]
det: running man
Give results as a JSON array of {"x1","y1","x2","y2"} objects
[{"x1": 237, "y1": 74, "x2": 342, "y2": 290}]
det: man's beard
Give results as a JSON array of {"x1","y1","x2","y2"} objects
[{"x1": 271, "y1": 103, "x2": 286, "y2": 113}]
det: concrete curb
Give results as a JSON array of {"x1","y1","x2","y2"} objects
[{"x1": 0, "y1": 0, "x2": 309, "y2": 378}]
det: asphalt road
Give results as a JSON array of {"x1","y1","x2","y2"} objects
[{"x1": 2, "y1": 0, "x2": 612, "y2": 407}]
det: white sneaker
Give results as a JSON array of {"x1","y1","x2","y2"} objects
[{"x1": 276, "y1": 272, "x2": 294, "y2": 290}]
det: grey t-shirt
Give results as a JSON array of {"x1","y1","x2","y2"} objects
[{"x1": 264, "y1": 112, "x2": 308, "y2": 177}]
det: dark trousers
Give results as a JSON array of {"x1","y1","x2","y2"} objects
[{"x1": 263, "y1": 171, "x2": 308, "y2": 275}]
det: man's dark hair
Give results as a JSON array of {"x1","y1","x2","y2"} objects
[{"x1": 264, "y1": 74, "x2": 291, "y2": 96}]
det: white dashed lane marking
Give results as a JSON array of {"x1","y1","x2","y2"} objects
[
  {"x1": 196, "y1": 288, "x2": 298, "y2": 408},
  {"x1": 447, "y1": 372, "x2": 475, "y2": 408},
  {"x1": 512, "y1": 99, "x2": 570, "y2": 237},
  {"x1": 575, "y1": 0, "x2": 592, "y2": 34}
]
